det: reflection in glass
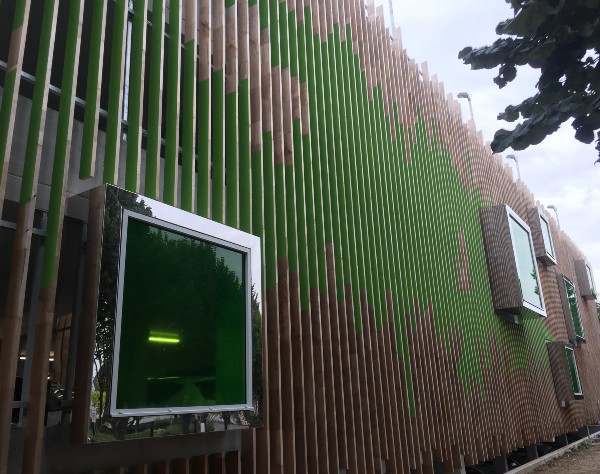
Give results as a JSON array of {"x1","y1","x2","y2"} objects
[
  {"x1": 564, "y1": 278, "x2": 585, "y2": 340},
  {"x1": 565, "y1": 347, "x2": 582, "y2": 395},
  {"x1": 509, "y1": 216, "x2": 543, "y2": 310},
  {"x1": 540, "y1": 215, "x2": 554, "y2": 258},
  {"x1": 114, "y1": 216, "x2": 246, "y2": 411},
  {"x1": 586, "y1": 264, "x2": 596, "y2": 294}
]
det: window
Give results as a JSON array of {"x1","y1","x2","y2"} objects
[
  {"x1": 480, "y1": 205, "x2": 546, "y2": 321},
  {"x1": 565, "y1": 346, "x2": 583, "y2": 398},
  {"x1": 112, "y1": 211, "x2": 250, "y2": 415},
  {"x1": 508, "y1": 214, "x2": 544, "y2": 313},
  {"x1": 539, "y1": 214, "x2": 555, "y2": 260},
  {"x1": 563, "y1": 277, "x2": 585, "y2": 341},
  {"x1": 526, "y1": 207, "x2": 557, "y2": 266},
  {"x1": 547, "y1": 341, "x2": 583, "y2": 406},
  {"x1": 82, "y1": 185, "x2": 262, "y2": 424},
  {"x1": 586, "y1": 264, "x2": 596, "y2": 297},
  {"x1": 575, "y1": 260, "x2": 597, "y2": 300}
]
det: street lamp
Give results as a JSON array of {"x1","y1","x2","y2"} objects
[
  {"x1": 547, "y1": 205, "x2": 561, "y2": 228},
  {"x1": 457, "y1": 92, "x2": 474, "y2": 122},
  {"x1": 506, "y1": 154, "x2": 521, "y2": 181}
]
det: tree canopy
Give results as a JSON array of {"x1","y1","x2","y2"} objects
[{"x1": 459, "y1": 0, "x2": 600, "y2": 163}]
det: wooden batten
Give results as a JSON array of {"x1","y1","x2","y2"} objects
[{"x1": 0, "y1": 2, "x2": 599, "y2": 474}]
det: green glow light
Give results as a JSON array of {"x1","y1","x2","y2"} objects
[
  {"x1": 148, "y1": 336, "x2": 180, "y2": 344},
  {"x1": 148, "y1": 331, "x2": 180, "y2": 344}
]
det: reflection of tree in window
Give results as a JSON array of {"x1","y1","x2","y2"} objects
[
  {"x1": 116, "y1": 218, "x2": 246, "y2": 410},
  {"x1": 94, "y1": 192, "x2": 153, "y2": 422}
]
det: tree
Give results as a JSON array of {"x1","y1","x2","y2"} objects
[{"x1": 459, "y1": 0, "x2": 600, "y2": 163}]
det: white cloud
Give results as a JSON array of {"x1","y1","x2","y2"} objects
[{"x1": 372, "y1": 0, "x2": 600, "y2": 278}]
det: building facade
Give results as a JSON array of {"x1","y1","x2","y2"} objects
[{"x1": 0, "y1": 0, "x2": 599, "y2": 473}]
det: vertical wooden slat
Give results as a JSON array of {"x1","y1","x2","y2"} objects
[
  {"x1": 79, "y1": 0, "x2": 108, "y2": 179},
  {"x1": 1, "y1": 3, "x2": 54, "y2": 469},
  {"x1": 238, "y1": 0, "x2": 251, "y2": 233},
  {"x1": 2, "y1": 3, "x2": 600, "y2": 474},
  {"x1": 196, "y1": 0, "x2": 212, "y2": 216},
  {"x1": 163, "y1": 0, "x2": 182, "y2": 205},
  {"x1": 181, "y1": 0, "x2": 197, "y2": 211},
  {"x1": 103, "y1": 0, "x2": 128, "y2": 184},
  {"x1": 225, "y1": 0, "x2": 239, "y2": 226},
  {"x1": 125, "y1": 0, "x2": 148, "y2": 192},
  {"x1": 144, "y1": 0, "x2": 165, "y2": 199},
  {"x1": 211, "y1": 0, "x2": 226, "y2": 222},
  {"x1": 21, "y1": 1, "x2": 86, "y2": 472},
  {"x1": 0, "y1": 0, "x2": 31, "y2": 218},
  {"x1": 71, "y1": 187, "x2": 105, "y2": 443},
  {"x1": 275, "y1": 3, "x2": 300, "y2": 474}
]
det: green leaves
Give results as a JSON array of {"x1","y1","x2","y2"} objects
[{"x1": 460, "y1": 0, "x2": 600, "y2": 162}]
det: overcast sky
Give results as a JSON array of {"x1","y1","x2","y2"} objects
[{"x1": 371, "y1": 0, "x2": 600, "y2": 285}]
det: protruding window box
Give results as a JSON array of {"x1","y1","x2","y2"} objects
[
  {"x1": 557, "y1": 275, "x2": 586, "y2": 344},
  {"x1": 527, "y1": 208, "x2": 557, "y2": 266},
  {"x1": 70, "y1": 185, "x2": 263, "y2": 443},
  {"x1": 480, "y1": 205, "x2": 546, "y2": 322},
  {"x1": 574, "y1": 259, "x2": 597, "y2": 301},
  {"x1": 547, "y1": 342, "x2": 584, "y2": 406}
]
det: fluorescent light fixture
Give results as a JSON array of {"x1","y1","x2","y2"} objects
[
  {"x1": 19, "y1": 356, "x2": 26, "y2": 360},
  {"x1": 148, "y1": 331, "x2": 180, "y2": 344}
]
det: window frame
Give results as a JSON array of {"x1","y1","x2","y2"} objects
[
  {"x1": 562, "y1": 276, "x2": 585, "y2": 342},
  {"x1": 538, "y1": 212, "x2": 556, "y2": 263},
  {"x1": 110, "y1": 209, "x2": 256, "y2": 417},
  {"x1": 565, "y1": 346, "x2": 583, "y2": 399},
  {"x1": 505, "y1": 207, "x2": 546, "y2": 316}
]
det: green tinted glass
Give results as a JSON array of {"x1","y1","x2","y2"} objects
[
  {"x1": 509, "y1": 216, "x2": 543, "y2": 309},
  {"x1": 564, "y1": 278, "x2": 584, "y2": 339},
  {"x1": 540, "y1": 216, "x2": 554, "y2": 258},
  {"x1": 565, "y1": 347, "x2": 582, "y2": 395},
  {"x1": 115, "y1": 217, "x2": 247, "y2": 410}
]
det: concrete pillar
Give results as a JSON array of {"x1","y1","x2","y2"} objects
[
  {"x1": 492, "y1": 454, "x2": 508, "y2": 473},
  {"x1": 526, "y1": 444, "x2": 539, "y2": 461},
  {"x1": 433, "y1": 455, "x2": 466, "y2": 474}
]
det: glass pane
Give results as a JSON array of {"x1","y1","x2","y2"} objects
[
  {"x1": 115, "y1": 217, "x2": 247, "y2": 411},
  {"x1": 564, "y1": 278, "x2": 584, "y2": 339},
  {"x1": 565, "y1": 348, "x2": 582, "y2": 395},
  {"x1": 540, "y1": 216, "x2": 554, "y2": 258},
  {"x1": 586, "y1": 265, "x2": 596, "y2": 294},
  {"x1": 509, "y1": 217, "x2": 543, "y2": 309}
]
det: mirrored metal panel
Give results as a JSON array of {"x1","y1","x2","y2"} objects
[{"x1": 81, "y1": 185, "x2": 262, "y2": 442}]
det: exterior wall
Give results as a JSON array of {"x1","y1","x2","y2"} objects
[{"x1": 0, "y1": 0, "x2": 599, "y2": 473}]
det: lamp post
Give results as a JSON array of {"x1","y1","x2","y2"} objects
[
  {"x1": 547, "y1": 205, "x2": 560, "y2": 228},
  {"x1": 506, "y1": 154, "x2": 521, "y2": 180},
  {"x1": 457, "y1": 92, "x2": 474, "y2": 122}
]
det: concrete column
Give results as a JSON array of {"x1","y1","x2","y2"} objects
[
  {"x1": 492, "y1": 454, "x2": 508, "y2": 473},
  {"x1": 526, "y1": 444, "x2": 539, "y2": 461},
  {"x1": 433, "y1": 455, "x2": 466, "y2": 474}
]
